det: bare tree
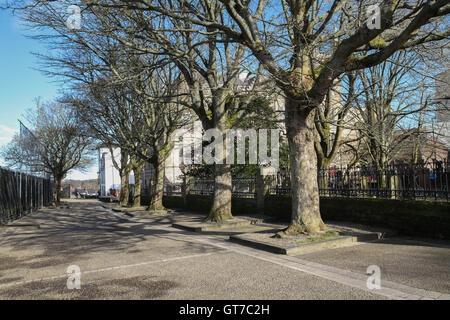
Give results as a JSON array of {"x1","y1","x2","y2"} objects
[
  {"x1": 111, "y1": 0, "x2": 448, "y2": 234},
  {"x1": 351, "y1": 51, "x2": 441, "y2": 171},
  {"x1": 68, "y1": 60, "x2": 187, "y2": 210},
  {"x1": 10, "y1": 1, "x2": 186, "y2": 209},
  {"x1": 1, "y1": 99, "x2": 93, "y2": 205},
  {"x1": 84, "y1": 2, "x2": 269, "y2": 221},
  {"x1": 6, "y1": 0, "x2": 449, "y2": 233},
  {"x1": 314, "y1": 73, "x2": 356, "y2": 169}
]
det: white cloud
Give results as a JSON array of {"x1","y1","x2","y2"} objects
[
  {"x1": 0, "y1": 124, "x2": 18, "y2": 135},
  {"x1": 0, "y1": 124, "x2": 18, "y2": 148}
]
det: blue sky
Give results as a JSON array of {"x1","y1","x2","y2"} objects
[{"x1": 0, "y1": 9, "x2": 97, "y2": 179}]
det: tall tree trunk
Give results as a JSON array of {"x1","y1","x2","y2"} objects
[
  {"x1": 283, "y1": 99, "x2": 327, "y2": 235},
  {"x1": 132, "y1": 163, "x2": 143, "y2": 207},
  {"x1": 118, "y1": 150, "x2": 130, "y2": 207},
  {"x1": 205, "y1": 95, "x2": 233, "y2": 222},
  {"x1": 205, "y1": 163, "x2": 233, "y2": 221},
  {"x1": 119, "y1": 172, "x2": 130, "y2": 206},
  {"x1": 148, "y1": 159, "x2": 165, "y2": 211},
  {"x1": 53, "y1": 175, "x2": 62, "y2": 206}
]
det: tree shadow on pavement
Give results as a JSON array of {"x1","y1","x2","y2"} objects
[{"x1": 0, "y1": 201, "x2": 218, "y2": 281}]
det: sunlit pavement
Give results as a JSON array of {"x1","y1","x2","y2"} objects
[{"x1": 0, "y1": 200, "x2": 448, "y2": 300}]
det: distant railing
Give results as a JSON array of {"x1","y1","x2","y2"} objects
[
  {"x1": 190, "y1": 179, "x2": 214, "y2": 196},
  {"x1": 163, "y1": 183, "x2": 183, "y2": 196},
  {"x1": 0, "y1": 168, "x2": 53, "y2": 224},
  {"x1": 231, "y1": 178, "x2": 256, "y2": 198},
  {"x1": 270, "y1": 159, "x2": 449, "y2": 201},
  {"x1": 164, "y1": 177, "x2": 257, "y2": 198},
  {"x1": 163, "y1": 159, "x2": 449, "y2": 202}
]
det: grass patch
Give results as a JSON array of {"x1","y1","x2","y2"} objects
[{"x1": 296, "y1": 230, "x2": 340, "y2": 244}]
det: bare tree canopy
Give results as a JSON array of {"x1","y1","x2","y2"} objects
[
  {"x1": 1, "y1": 99, "x2": 94, "y2": 204},
  {"x1": 3, "y1": 0, "x2": 448, "y2": 234}
]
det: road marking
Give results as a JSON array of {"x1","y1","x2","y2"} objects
[{"x1": 0, "y1": 251, "x2": 224, "y2": 289}]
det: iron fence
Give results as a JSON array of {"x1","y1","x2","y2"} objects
[
  {"x1": 163, "y1": 183, "x2": 183, "y2": 196},
  {"x1": 164, "y1": 160, "x2": 449, "y2": 202},
  {"x1": 190, "y1": 179, "x2": 214, "y2": 196},
  {"x1": 164, "y1": 177, "x2": 257, "y2": 198},
  {"x1": 231, "y1": 178, "x2": 256, "y2": 198},
  {"x1": 0, "y1": 168, "x2": 53, "y2": 225},
  {"x1": 270, "y1": 160, "x2": 449, "y2": 201}
]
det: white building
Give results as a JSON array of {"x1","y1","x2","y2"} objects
[
  {"x1": 98, "y1": 147, "x2": 137, "y2": 196},
  {"x1": 98, "y1": 147, "x2": 180, "y2": 197}
]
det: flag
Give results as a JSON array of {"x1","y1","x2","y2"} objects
[{"x1": 18, "y1": 120, "x2": 41, "y2": 174}]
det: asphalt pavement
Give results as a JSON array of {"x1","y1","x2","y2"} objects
[{"x1": 0, "y1": 199, "x2": 448, "y2": 300}]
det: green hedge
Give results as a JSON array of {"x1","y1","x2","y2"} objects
[{"x1": 163, "y1": 194, "x2": 450, "y2": 239}]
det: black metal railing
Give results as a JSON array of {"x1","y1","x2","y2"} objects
[
  {"x1": 163, "y1": 183, "x2": 183, "y2": 196},
  {"x1": 0, "y1": 168, "x2": 53, "y2": 225},
  {"x1": 164, "y1": 177, "x2": 257, "y2": 198},
  {"x1": 190, "y1": 179, "x2": 214, "y2": 196},
  {"x1": 322, "y1": 161, "x2": 448, "y2": 201},
  {"x1": 233, "y1": 178, "x2": 256, "y2": 198},
  {"x1": 270, "y1": 160, "x2": 449, "y2": 201},
  {"x1": 164, "y1": 160, "x2": 449, "y2": 202}
]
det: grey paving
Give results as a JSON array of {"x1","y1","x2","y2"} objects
[
  {"x1": 0, "y1": 200, "x2": 447, "y2": 300},
  {"x1": 296, "y1": 237, "x2": 450, "y2": 294}
]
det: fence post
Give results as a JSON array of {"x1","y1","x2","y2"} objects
[
  {"x1": 256, "y1": 173, "x2": 264, "y2": 214},
  {"x1": 256, "y1": 172, "x2": 275, "y2": 214},
  {"x1": 182, "y1": 175, "x2": 194, "y2": 209},
  {"x1": 389, "y1": 175, "x2": 394, "y2": 199}
]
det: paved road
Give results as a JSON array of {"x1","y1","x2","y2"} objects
[{"x1": 0, "y1": 200, "x2": 448, "y2": 300}]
